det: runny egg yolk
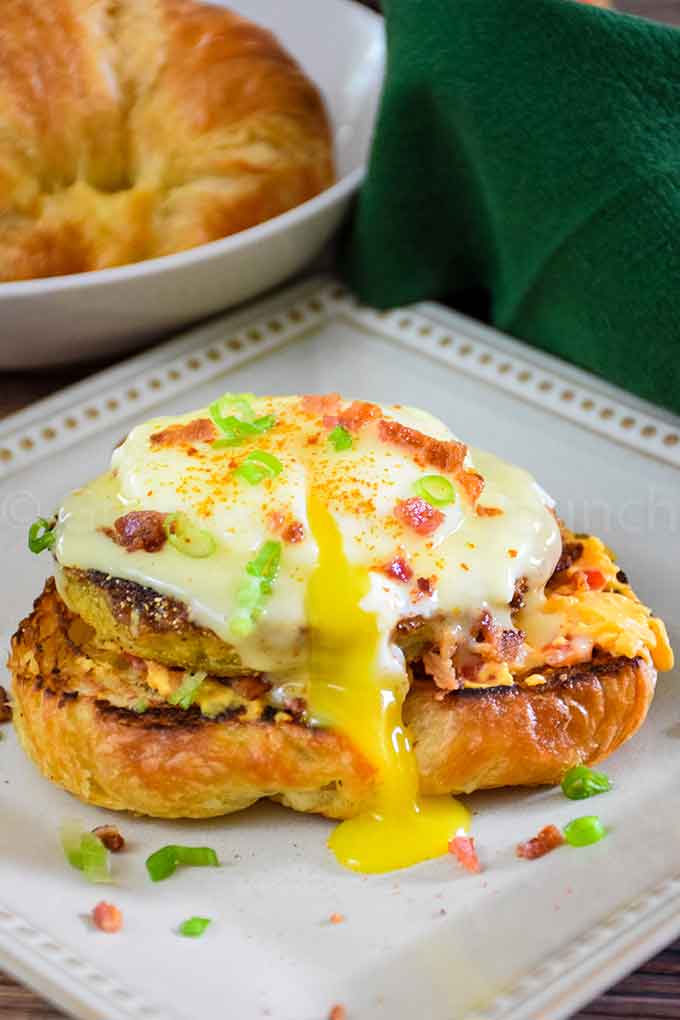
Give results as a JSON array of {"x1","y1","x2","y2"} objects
[{"x1": 306, "y1": 490, "x2": 470, "y2": 873}]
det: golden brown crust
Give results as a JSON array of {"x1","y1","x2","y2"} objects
[
  {"x1": 405, "y1": 657, "x2": 656, "y2": 795},
  {"x1": 9, "y1": 582, "x2": 657, "y2": 819},
  {"x1": 0, "y1": 0, "x2": 334, "y2": 282}
]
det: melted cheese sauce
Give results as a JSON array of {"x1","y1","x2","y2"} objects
[{"x1": 54, "y1": 395, "x2": 562, "y2": 872}]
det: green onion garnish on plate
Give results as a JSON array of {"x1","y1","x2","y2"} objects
[
  {"x1": 230, "y1": 540, "x2": 282, "y2": 637},
  {"x1": 561, "y1": 765, "x2": 612, "y2": 800},
  {"x1": 28, "y1": 517, "x2": 56, "y2": 554},
  {"x1": 146, "y1": 845, "x2": 219, "y2": 882},
  {"x1": 168, "y1": 671, "x2": 207, "y2": 710},
  {"x1": 178, "y1": 916, "x2": 212, "y2": 938},
  {"x1": 328, "y1": 425, "x2": 353, "y2": 452},
  {"x1": 60, "y1": 822, "x2": 112, "y2": 883},
  {"x1": 234, "y1": 450, "x2": 283, "y2": 485},
  {"x1": 563, "y1": 815, "x2": 606, "y2": 847},
  {"x1": 412, "y1": 475, "x2": 456, "y2": 507},
  {"x1": 164, "y1": 512, "x2": 216, "y2": 558}
]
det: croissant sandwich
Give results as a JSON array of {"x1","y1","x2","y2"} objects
[{"x1": 9, "y1": 394, "x2": 673, "y2": 871}]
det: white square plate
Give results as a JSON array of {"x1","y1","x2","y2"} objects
[{"x1": 1, "y1": 276, "x2": 678, "y2": 1020}]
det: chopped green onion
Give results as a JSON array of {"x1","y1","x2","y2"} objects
[
  {"x1": 28, "y1": 517, "x2": 56, "y2": 554},
  {"x1": 412, "y1": 475, "x2": 456, "y2": 508},
  {"x1": 178, "y1": 916, "x2": 212, "y2": 938},
  {"x1": 246, "y1": 539, "x2": 282, "y2": 582},
  {"x1": 234, "y1": 450, "x2": 283, "y2": 485},
  {"x1": 230, "y1": 540, "x2": 282, "y2": 636},
  {"x1": 210, "y1": 392, "x2": 256, "y2": 426},
  {"x1": 211, "y1": 415, "x2": 276, "y2": 448},
  {"x1": 164, "y1": 512, "x2": 216, "y2": 558},
  {"x1": 132, "y1": 698, "x2": 149, "y2": 714},
  {"x1": 563, "y1": 815, "x2": 607, "y2": 847},
  {"x1": 60, "y1": 822, "x2": 112, "y2": 883},
  {"x1": 146, "y1": 845, "x2": 219, "y2": 882},
  {"x1": 561, "y1": 765, "x2": 612, "y2": 801},
  {"x1": 328, "y1": 426, "x2": 353, "y2": 452},
  {"x1": 168, "y1": 671, "x2": 207, "y2": 710},
  {"x1": 209, "y1": 392, "x2": 275, "y2": 447}
]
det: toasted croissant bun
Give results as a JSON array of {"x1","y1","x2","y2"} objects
[
  {"x1": 0, "y1": 0, "x2": 334, "y2": 281},
  {"x1": 9, "y1": 580, "x2": 656, "y2": 819}
]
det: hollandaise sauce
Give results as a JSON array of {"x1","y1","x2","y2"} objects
[{"x1": 306, "y1": 491, "x2": 469, "y2": 873}]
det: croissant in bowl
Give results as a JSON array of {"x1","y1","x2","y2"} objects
[{"x1": 0, "y1": 0, "x2": 335, "y2": 282}]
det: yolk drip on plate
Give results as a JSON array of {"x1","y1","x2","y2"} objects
[{"x1": 306, "y1": 490, "x2": 470, "y2": 873}]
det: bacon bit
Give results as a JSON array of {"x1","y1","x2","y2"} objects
[
  {"x1": 329, "y1": 1006, "x2": 346, "y2": 1020},
  {"x1": 508, "y1": 548, "x2": 518, "y2": 559},
  {"x1": 378, "y1": 419, "x2": 467, "y2": 473},
  {"x1": 92, "y1": 825, "x2": 125, "y2": 853},
  {"x1": 329, "y1": 913, "x2": 345, "y2": 925},
  {"x1": 231, "y1": 676, "x2": 271, "y2": 700},
  {"x1": 417, "y1": 576, "x2": 434, "y2": 595},
  {"x1": 551, "y1": 541, "x2": 584, "y2": 577},
  {"x1": 510, "y1": 576, "x2": 529, "y2": 609},
  {"x1": 424, "y1": 630, "x2": 459, "y2": 691},
  {"x1": 517, "y1": 825, "x2": 565, "y2": 860},
  {"x1": 460, "y1": 562, "x2": 470, "y2": 572},
  {"x1": 476, "y1": 505, "x2": 504, "y2": 517},
  {"x1": 458, "y1": 469, "x2": 485, "y2": 503},
  {"x1": 584, "y1": 569, "x2": 606, "y2": 590},
  {"x1": 92, "y1": 902, "x2": 123, "y2": 933},
  {"x1": 382, "y1": 556, "x2": 413, "y2": 583},
  {"x1": 267, "y1": 511, "x2": 286, "y2": 532},
  {"x1": 109, "y1": 511, "x2": 167, "y2": 553},
  {"x1": 474, "y1": 611, "x2": 525, "y2": 663},
  {"x1": 0, "y1": 686, "x2": 11, "y2": 724},
  {"x1": 394, "y1": 497, "x2": 444, "y2": 536},
  {"x1": 149, "y1": 418, "x2": 217, "y2": 448},
  {"x1": 301, "y1": 393, "x2": 341, "y2": 416},
  {"x1": 448, "y1": 835, "x2": 482, "y2": 873},
  {"x1": 282, "y1": 520, "x2": 305, "y2": 544},
  {"x1": 338, "y1": 400, "x2": 380, "y2": 433}
]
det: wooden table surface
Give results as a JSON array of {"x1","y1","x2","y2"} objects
[{"x1": 2, "y1": 1, "x2": 679, "y2": 1018}]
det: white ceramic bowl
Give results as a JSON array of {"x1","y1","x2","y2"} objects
[{"x1": 0, "y1": 0, "x2": 384, "y2": 368}]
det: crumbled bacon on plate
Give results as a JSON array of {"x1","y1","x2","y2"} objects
[
  {"x1": 476, "y1": 505, "x2": 504, "y2": 517},
  {"x1": 448, "y1": 835, "x2": 482, "y2": 873},
  {"x1": 107, "y1": 511, "x2": 167, "y2": 553},
  {"x1": 92, "y1": 825, "x2": 125, "y2": 853},
  {"x1": 517, "y1": 825, "x2": 565, "y2": 860},
  {"x1": 382, "y1": 556, "x2": 413, "y2": 583},
  {"x1": 92, "y1": 902, "x2": 123, "y2": 933},
  {"x1": 394, "y1": 497, "x2": 444, "y2": 536},
  {"x1": 149, "y1": 418, "x2": 217, "y2": 448},
  {"x1": 329, "y1": 912, "x2": 345, "y2": 925},
  {"x1": 329, "y1": 1005, "x2": 347, "y2": 1020}
]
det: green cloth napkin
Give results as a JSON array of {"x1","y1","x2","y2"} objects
[{"x1": 341, "y1": 0, "x2": 680, "y2": 415}]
